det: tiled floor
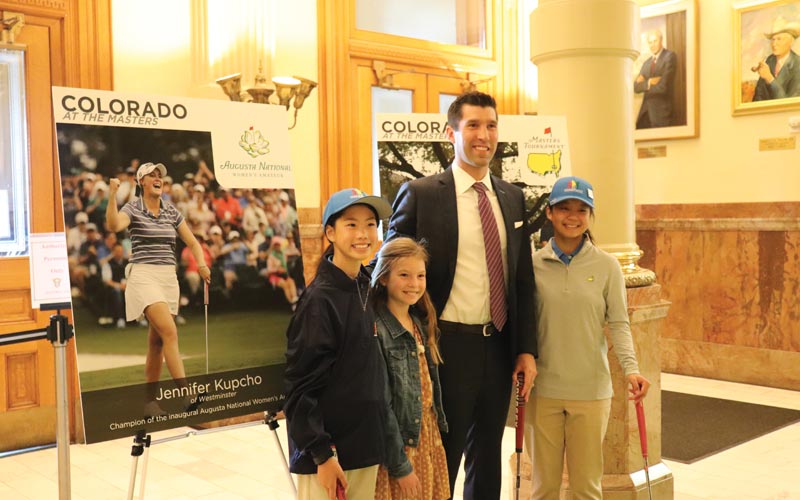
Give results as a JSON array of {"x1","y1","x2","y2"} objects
[{"x1": 1, "y1": 373, "x2": 799, "y2": 499}]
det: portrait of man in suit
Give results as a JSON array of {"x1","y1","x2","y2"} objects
[
  {"x1": 634, "y1": 29, "x2": 678, "y2": 129},
  {"x1": 752, "y1": 20, "x2": 800, "y2": 101}
]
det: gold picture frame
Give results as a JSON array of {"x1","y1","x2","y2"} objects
[
  {"x1": 633, "y1": 0, "x2": 699, "y2": 142},
  {"x1": 733, "y1": 0, "x2": 800, "y2": 116}
]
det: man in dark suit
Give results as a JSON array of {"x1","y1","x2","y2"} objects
[
  {"x1": 384, "y1": 92, "x2": 537, "y2": 500},
  {"x1": 634, "y1": 30, "x2": 677, "y2": 128},
  {"x1": 753, "y1": 21, "x2": 800, "y2": 101}
]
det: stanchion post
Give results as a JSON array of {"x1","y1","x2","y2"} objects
[{"x1": 46, "y1": 310, "x2": 74, "y2": 500}]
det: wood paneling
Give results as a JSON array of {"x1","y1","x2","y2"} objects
[{"x1": 6, "y1": 352, "x2": 38, "y2": 409}]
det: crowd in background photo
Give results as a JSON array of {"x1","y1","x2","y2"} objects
[{"x1": 63, "y1": 159, "x2": 304, "y2": 329}]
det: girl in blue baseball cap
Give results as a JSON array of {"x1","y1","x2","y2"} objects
[
  {"x1": 284, "y1": 188, "x2": 392, "y2": 500},
  {"x1": 525, "y1": 176, "x2": 650, "y2": 499}
]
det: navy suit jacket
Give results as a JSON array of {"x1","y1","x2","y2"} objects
[
  {"x1": 753, "y1": 50, "x2": 800, "y2": 101},
  {"x1": 384, "y1": 167, "x2": 537, "y2": 364},
  {"x1": 634, "y1": 48, "x2": 677, "y2": 127}
]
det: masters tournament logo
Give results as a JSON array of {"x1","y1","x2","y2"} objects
[
  {"x1": 350, "y1": 188, "x2": 367, "y2": 198},
  {"x1": 526, "y1": 126, "x2": 562, "y2": 177},
  {"x1": 567, "y1": 180, "x2": 578, "y2": 190},
  {"x1": 239, "y1": 126, "x2": 270, "y2": 158}
]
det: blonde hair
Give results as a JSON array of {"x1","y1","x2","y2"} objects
[{"x1": 371, "y1": 237, "x2": 443, "y2": 364}]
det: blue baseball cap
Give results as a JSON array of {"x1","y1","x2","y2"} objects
[
  {"x1": 323, "y1": 188, "x2": 392, "y2": 227},
  {"x1": 549, "y1": 176, "x2": 595, "y2": 208}
]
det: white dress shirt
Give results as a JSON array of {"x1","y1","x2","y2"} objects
[{"x1": 440, "y1": 164, "x2": 509, "y2": 325}]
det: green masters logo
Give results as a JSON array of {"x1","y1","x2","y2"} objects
[{"x1": 239, "y1": 126, "x2": 270, "y2": 158}]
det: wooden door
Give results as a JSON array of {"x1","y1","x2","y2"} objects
[
  {"x1": 354, "y1": 63, "x2": 494, "y2": 195},
  {"x1": 0, "y1": 0, "x2": 112, "y2": 452}
]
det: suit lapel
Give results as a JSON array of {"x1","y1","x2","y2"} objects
[
  {"x1": 438, "y1": 169, "x2": 458, "y2": 280},
  {"x1": 491, "y1": 176, "x2": 525, "y2": 279},
  {"x1": 491, "y1": 176, "x2": 517, "y2": 263}
]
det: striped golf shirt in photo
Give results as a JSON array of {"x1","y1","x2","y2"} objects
[{"x1": 121, "y1": 197, "x2": 184, "y2": 265}]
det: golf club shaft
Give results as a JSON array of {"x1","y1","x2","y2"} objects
[
  {"x1": 515, "y1": 372, "x2": 525, "y2": 500},
  {"x1": 636, "y1": 400, "x2": 653, "y2": 499},
  {"x1": 204, "y1": 282, "x2": 209, "y2": 374}
]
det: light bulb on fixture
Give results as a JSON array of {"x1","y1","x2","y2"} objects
[
  {"x1": 216, "y1": 71, "x2": 316, "y2": 129},
  {"x1": 272, "y1": 76, "x2": 301, "y2": 109}
]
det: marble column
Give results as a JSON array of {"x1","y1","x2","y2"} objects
[
  {"x1": 518, "y1": 0, "x2": 673, "y2": 498},
  {"x1": 531, "y1": 0, "x2": 653, "y2": 285}
]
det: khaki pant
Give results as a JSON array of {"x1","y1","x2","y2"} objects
[
  {"x1": 296, "y1": 464, "x2": 379, "y2": 500},
  {"x1": 524, "y1": 397, "x2": 611, "y2": 500}
]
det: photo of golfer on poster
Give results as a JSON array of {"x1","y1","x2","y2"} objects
[
  {"x1": 106, "y1": 161, "x2": 211, "y2": 417},
  {"x1": 53, "y1": 87, "x2": 298, "y2": 443}
]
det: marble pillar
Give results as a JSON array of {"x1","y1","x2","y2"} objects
[{"x1": 530, "y1": 0, "x2": 653, "y2": 286}]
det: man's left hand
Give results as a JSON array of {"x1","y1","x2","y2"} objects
[{"x1": 512, "y1": 354, "x2": 537, "y2": 402}]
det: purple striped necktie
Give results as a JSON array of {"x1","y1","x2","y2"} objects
[{"x1": 472, "y1": 182, "x2": 507, "y2": 332}]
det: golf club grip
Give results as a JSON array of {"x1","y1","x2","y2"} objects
[
  {"x1": 204, "y1": 281, "x2": 209, "y2": 305},
  {"x1": 636, "y1": 401, "x2": 648, "y2": 458},
  {"x1": 515, "y1": 372, "x2": 525, "y2": 450},
  {"x1": 336, "y1": 480, "x2": 347, "y2": 500}
]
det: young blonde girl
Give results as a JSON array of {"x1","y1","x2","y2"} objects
[{"x1": 371, "y1": 237, "x2": 449, "y2": 500}]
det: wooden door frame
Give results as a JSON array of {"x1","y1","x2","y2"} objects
[
  {"x1": 0, "y1": 0, "x2": 112, "y2": 448},
  {"x1": 318, "y1": 0, "x2": 519, "y2": 207}
]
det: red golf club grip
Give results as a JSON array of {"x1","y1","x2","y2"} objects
[
  {"x1": 515, "y1": 373, "x2": 525, "y2": 452},
  {"x1": 636, "y1": 400, "x2": 648, "y2": 459},
  {"x1": 336, "y1": 480, "x2": 347, "y2": 500},
  {"x1": 204, "y1": 281, "x2": 209, "y2": 305}
]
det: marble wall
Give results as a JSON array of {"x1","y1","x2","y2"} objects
[{"x1": 636, "y1": 203, "x2": 800, "y2": 390}]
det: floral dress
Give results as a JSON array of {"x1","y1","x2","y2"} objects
[{"x1": 375, "y1": 323, "x2": 450, "y2": 500}]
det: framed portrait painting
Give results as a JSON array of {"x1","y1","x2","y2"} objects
[
  {"x1": 633, "y1": 0, "x2": 698, "y2": 141},
  {"x1": 734, "y1": 0, "x2": 800, "y2": 115}
]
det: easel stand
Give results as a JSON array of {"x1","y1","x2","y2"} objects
[
  {"x1": 45, "y1": 307, "x2": 74, "y2": 500},
  {"x1": 126, "y1": 411, "x2": 296, "y2": 499}
]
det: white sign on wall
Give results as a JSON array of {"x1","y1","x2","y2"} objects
[{"x1": 29, "y1": 232, "x2": 71, "y2": 308}]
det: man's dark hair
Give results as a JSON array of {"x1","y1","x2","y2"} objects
[{"x1": 446, "y1": 91, "x2": 498, "y2": 130}]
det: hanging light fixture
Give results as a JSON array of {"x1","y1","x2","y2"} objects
[{"x1": 216, "y1": 67, "x2": 316, "y2": 130}]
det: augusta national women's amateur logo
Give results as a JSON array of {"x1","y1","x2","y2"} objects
[{"x1": 239, "y1": 126, "x2": 270, "y2": 158}]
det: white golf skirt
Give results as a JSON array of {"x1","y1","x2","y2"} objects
[{"x1": 125, "y1": 263, "x2": 180, "y2": 321}]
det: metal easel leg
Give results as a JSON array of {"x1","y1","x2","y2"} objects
[
  {"x1": 127, "y1": 431, "x2": 150, "y2": 500},
  {"x1": 265, "y1": 412, "x2": 296, "y2": 495}
]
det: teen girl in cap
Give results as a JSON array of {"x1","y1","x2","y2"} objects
[
  {"x1": 107, "y1": 162, "x2": 211, "y2": 414},
  {"x1": 284, "y1": 188, "x2": 392, "y2": 500},
  {"x1": 525, "y1": 176, "x2": 650, "y2": 499}
]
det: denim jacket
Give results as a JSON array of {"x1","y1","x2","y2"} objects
[{"x1": 376, "y1": 304, "x2": 448, "y2": 478}]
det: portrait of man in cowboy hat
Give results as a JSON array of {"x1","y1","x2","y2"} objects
[{"x1": 752, "y1": 18, "x2": 800, "y2": 101}]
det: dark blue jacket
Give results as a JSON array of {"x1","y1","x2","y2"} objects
[
  {"x1": 376, "y1": 304, "x2": 447, "y2": 478},
  {"x1": 284, "y1": 257, "x2": 387, "y2": 474}
]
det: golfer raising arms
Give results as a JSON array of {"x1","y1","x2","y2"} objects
[{"x1": 107, "y1": 162, "x2": 211, "y2": 415}]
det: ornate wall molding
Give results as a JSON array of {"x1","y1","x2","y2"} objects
[{"x1": 637, "y1": 217, "x2": 800, "y2": 232}]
